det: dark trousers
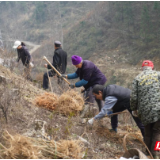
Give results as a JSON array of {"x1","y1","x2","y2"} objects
[
  {"x1": 43, "y1": 70, "x2": 55, "y2": 89},
  {"x1": 111, "y1": 100, "x2": 145, "y2": 138},
  {"x1": 145, "y1": 120, "x2": 160, "y2": 157},
  {"x1": 84, "y1": 86, "x2": 103, "y2": 111}
]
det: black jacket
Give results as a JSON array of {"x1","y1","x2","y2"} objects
[
  {"x1": 48, "y1": 47, "x2": 67, "y2": 74},
  {"x1": 103, "y1": 85, "x2": 131, "y2": 110},
  {"x1": 17, "y1": 45, "x2": 31, "y2": 66}
]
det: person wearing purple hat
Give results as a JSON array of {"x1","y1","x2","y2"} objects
[{"x1": 61, "y1": 55, "x2": 107, "y2": 112}]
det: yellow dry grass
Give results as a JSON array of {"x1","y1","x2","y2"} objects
[
  {"x1": 57, "y1": 90, "x2": 84, "y2": 116},
  {"x1": 0, "y1": 131, "x2": 84, "y2": 159},
  {"x1": 34, "y1": 92, "x2": 59, "y2": 110},
  {"x1": 0, "y1": 131, "x2": 41, "y2": 159},
  {"x1": 34, "y1": 90, "x2": 84, "y2": 116}
]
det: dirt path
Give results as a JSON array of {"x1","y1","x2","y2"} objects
[{"x1": 23, "y1": 41, "x2": 41, "y2": 54}]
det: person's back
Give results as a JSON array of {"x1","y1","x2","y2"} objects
[
  {"x1": 131, "y1": 67, "x2": 160, "y2": 125},
  {"x1": 76, "y1": 60, "x2": 107, "y2": 90},
  {"x1": 53, "y1": 47, "x2": 67, "y2": 74},
  {"x1": 131, "y1": 60, "x2": 160, "y2": 158},
  {"x1": 17, "y1": 45, "x2": 31, "y2": 66}
]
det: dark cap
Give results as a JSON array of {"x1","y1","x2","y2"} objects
[{"x1": 54, "y1": 41, "x2": 61, "y2": 45}]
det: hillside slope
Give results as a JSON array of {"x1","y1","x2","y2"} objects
[
  {"x1": 0, "y1": 64, "x2": 146, "y2": 159},
  {"x1": 31, "y1": 2, "x2": 160, "y2": 88},
  {"x1": 64, "y1": 1, "x2": 160, "y2": 65}
]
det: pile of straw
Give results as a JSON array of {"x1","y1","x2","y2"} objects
[
  {"x1": 57, "y1": 90, "x2": 84, "y2": 115},
  {"x1": 34, "y1": 90, "x2": 84, "y2": 116},
  {"x1": 0, "y1": 131, "x2": 84, "y2": 159},
  {"x1": 34, "y1": 92, "x2": 59, "y2": 110},
  {"x1": 39, "y1": 139, "x2": 83, "y2": 159},
  {"x1": 0, "y1": 131, "x2": 41, "y2": 159}
]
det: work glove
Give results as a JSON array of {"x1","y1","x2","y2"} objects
[
  {"x1": 107, "y1": 111, "x2": 113, "y2": 117},
  {"x1": 61, "y1": 74, "x2": 67, "y2": 78},
  {"x1": 69, "y1": 84, "x2": 75, "y2": 89},
  {"x1": 132, "y1": 110, "x2": 138, "y2": 117},
  {"x1": 88, "y1": 118, "x2": 94, "y2": 126}
]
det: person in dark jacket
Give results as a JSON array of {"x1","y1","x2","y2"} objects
[
  {"x1": 88, "y1": 84, "x2": 145, "y2": 138},
  {"x1": 61, "y1": 55, "x2": 107, "y2": 112},
  {"x1": 43, "y1": 41, "x2": 67, "y2": 90},
  {"x1": 13, "y1": 40, "x2": 33, "y2": 80}
]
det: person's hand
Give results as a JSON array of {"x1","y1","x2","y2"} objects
[
  {"x1": 44, "y1": 64, "x2": 48, "y2": 68},
  {"x1": 69, "y1": 84, "x2": 75, "y2": 89},
  {"x1": 61, "y1": 74, "x2": 67, "y2": 79},
  {"x1": 107, "y1": 111, "x2": 113, "y2": 117},
  {"x1": 132, "y1": 110, "x2": 138, "y2": 117},
  {"x1": 88, "y1": 118, "x2": 94, "y2": 126}
]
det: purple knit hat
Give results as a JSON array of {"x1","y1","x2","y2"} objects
[{"x1": 71, "y1": 55, "x2": 82, "y2": 65}]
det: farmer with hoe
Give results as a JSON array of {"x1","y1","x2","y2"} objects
[
  {"x1": 43, "y1": 41, "x2": 67, "y2": 90},
  {"x1": 61, "y1": 55, "x2": 107, "y2": 114},
  {"x1": 130, "y1": 60, "x2": 160, "y2": 159},
  {"x1": 13, "y1": 40, "x2": 33, "y2": 81},
  {"x1": 87, "y1": 84, "x2": 145, "y2": 137}
]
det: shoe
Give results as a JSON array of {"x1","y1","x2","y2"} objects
[{"x1": 109, "y1": 128, "x2": 117, "y2": 133}]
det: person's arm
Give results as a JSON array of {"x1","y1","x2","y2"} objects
[
  {"x1": 130, "y1": 78, "x2": 138, "y2": 111},
  {"x1": 75, "y1": 79, "x2": 88, "y2": 87},
  {"x1": 94, "y1": 96, "x2": 117, "y2": 120},
  {"x1": 17, "y1": 50, "x2": 20, "y2": 62},
  {"x1": 24, "y1": 48, "x2": 31, "y2": 62},
  {"x1": 67, "y1": 73, "x2": 79, "y2": 79}
]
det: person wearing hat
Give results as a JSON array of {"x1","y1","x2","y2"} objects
[
  {"x1": 130, "y1": 60, "x2": 160, "y2": 158},
  {"x1": 13, "y1": 40, "x2": 33, "y2": 80},
  {"x1": 43, "y1": 41, "x2": 67, "y2": 90},
  {"x1": 61, "y1": 55, "x2": 107, "y2": 112},
  {"x1": 87, "y1": 84, "x2": 145, "y2": 137}
]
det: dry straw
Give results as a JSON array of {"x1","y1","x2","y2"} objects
[
  {"x1": 0, "y1": 131, "x2": 84, "y2": 159},
  {"x1": 34, "y1": 90, "x2": 84, "y2": 116},
  {"x1": 0, "y1": 130, "x2": 41, "y2": 159},
  {"x1": 34, "y1": 92, "x2": 59, "y2": 110},
  {"x1": 57, "y1": 90, "x2": 84, "y2": 115}
]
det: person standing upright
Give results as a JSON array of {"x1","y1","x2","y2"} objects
[
  {"x1": 130, "y1": 60, "x2": 160, "y2": 159},
  {"x1": 13, "y1": 40, "x2": 33, "y2": 81},
  {"x1": 43, "y1": 41, "x2": 67, "y2": 90}
]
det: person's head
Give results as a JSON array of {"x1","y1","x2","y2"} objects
[
  {"x1": 92, "y1": 84, "x2": 105, "y2": 100},
  {"x1": 71, "y1": 55, "x2": 83, "y2": 68},
  {"x1": 142, "y1": 60, "x2": 154, "y2": 70},
  {"x1": 54, "y1": 41, "x2": 61, "y2": 49},
  {"x1": 13, "y1": 40, "x2": 22, "y2": 49}
]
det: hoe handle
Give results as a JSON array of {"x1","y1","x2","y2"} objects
[{"x1": 43, "y1": 56, "x2": 70, "y2": 85}]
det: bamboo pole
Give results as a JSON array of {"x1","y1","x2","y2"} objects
[
  {"x1": 43, "y1": 56, "x2": 70, "y2": 85},
  {"x1": 105, "y1": 111, "x2": 128, "y2": 117},
  {"x1": 46, "y1": 68, "x2": 53, "y2": 92}
]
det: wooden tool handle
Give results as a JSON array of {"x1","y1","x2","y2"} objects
[{"x1": 43, "y1": 56, "x2": 70, "y2": 85}]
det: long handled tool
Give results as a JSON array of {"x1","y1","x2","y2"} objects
[
  {"x1": 105, "y1": 111, "x2": 128, "y2": 117},
  {"x1": 43, "y1": 56, "x2": 70, "y2": 85}
]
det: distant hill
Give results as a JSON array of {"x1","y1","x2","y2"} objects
[
  {"x1": 31, "y1": 2, "x2": 160, "y2": 88},
  {"x1": 0, "y1": 2, "x2": 97, "y2": 43},
  {"x1": 64, "y1": 1, "x2": 160, "y2": 65}
]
